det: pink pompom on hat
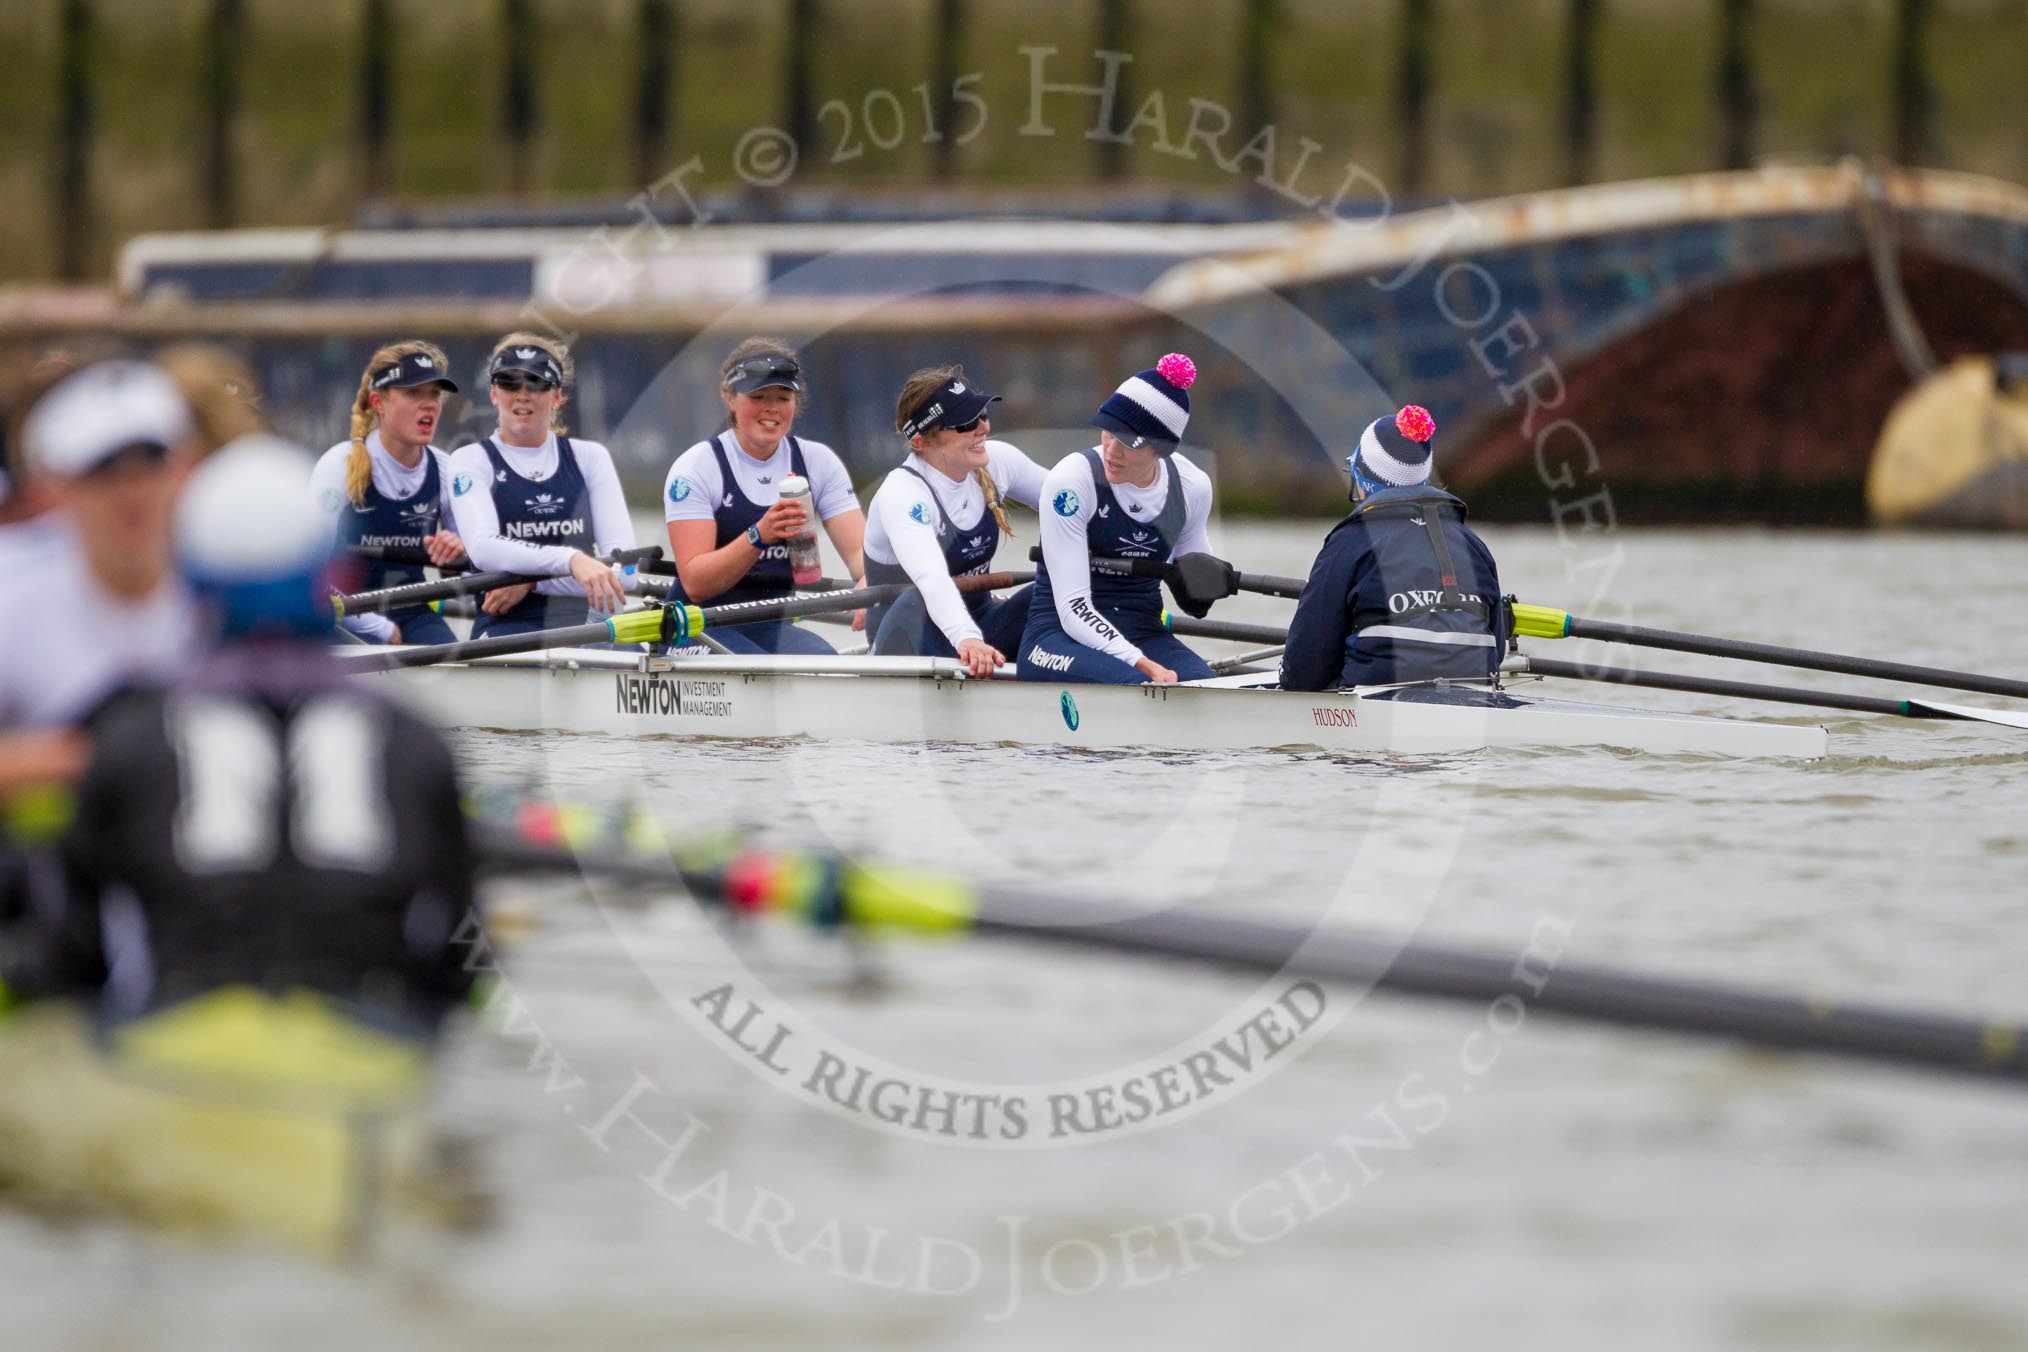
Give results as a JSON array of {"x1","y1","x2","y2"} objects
[
  {"x1": 1092, "y1": 352, "x2": 1197, "y2": 452},
  {"x1": 1349, "y1": 404, "x2": 1438, "y2": 490}
]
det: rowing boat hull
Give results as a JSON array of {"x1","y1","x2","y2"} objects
[{"x1": 367, "y1": 650, "x2": 1828, "y2": 759}]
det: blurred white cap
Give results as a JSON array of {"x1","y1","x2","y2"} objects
[
  {"x1": 24, "y1": 359, "x2": 194, "y2": 477},
  {"x1": 175, "y1": 433, "x2": 328, "y2": 582}
]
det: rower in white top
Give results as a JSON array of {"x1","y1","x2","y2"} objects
[
  {"x1": 1017, "y1": 354, "x2": 1219, "y2": 685},
  {"x1": 443, "y1": 333, "x2": 633, "y2": 638},
  {"x1": 0, "y1": 361, "x2": 202, "y2": 749},
  {"x1": 660, "y1": 337, "x2": 866, "y2": 655},
  {"x1": 309, "y1": 340, "x2": 464, "y2": 645},
  {"x1": 861, "y1": 366, "x2": 1047, "y2": 677}
]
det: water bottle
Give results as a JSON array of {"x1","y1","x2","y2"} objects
[{"x1": 777, "y1": 474, "x2": 824, "y2": 585}]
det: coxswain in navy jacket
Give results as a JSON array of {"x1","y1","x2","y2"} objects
[{"x1": 1281, "y1": 406, "x2": 1509, "y2": 692}]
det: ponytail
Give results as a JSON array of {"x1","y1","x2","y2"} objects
[
  {"x1": 976, "y1": 466, "x2": 1013, "y2": 536},
  {"x1": 345, "y1": 339, "x2": 452, "y2": 506},
  {"x1": 344, "y1": 371, "x2": 376, "y2": 507}
]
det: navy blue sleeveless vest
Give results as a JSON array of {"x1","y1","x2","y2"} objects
[
  {"x1": 864, "y1": 465, "x2": 1001, "y2": 596},
  {"x1": 473, "y1": 434, "x2": 593, "y2": 632},
  {"x1": 672, "y1": 433, "x2": 811, "y2": 607},
  {"x1": 1032, "y1": 448, "x2": 1187, "y2": 622},
  {"x1": 335, "y1": 447, "x2": 442, "y2": 592}
]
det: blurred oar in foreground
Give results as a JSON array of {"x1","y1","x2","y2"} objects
[{"x1": 473, "y1": 802, "x2": 2028, "y2": 1088}]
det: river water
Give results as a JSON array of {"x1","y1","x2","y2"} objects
[{"x1": 10, "y1": 522, "x2": 2028, "y2": 1351}]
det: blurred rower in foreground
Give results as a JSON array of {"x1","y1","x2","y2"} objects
[
  {"x1": 0, "y1": 435, "x2": 478, "y2": 1248},
  {"x1": 0, "y1": 361, "x2": 202, "y2": 798},
  {"x1": 30, "y1": 433, "x2": 478, "y2": 1028},
  {"x1": 1280, "y1": 405, "x2": 1509, "y2": 691},
  {"x1": 1018, "y1": 353, "x2": 1218, "y2": 685},
  {"x1": 861, "y1": 365, "x2": 1046, "y2": 676}
]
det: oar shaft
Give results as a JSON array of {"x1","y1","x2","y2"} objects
[
  {"x1": 356, "y1": 620, "x2": 617, "y2": 671},
  {"x1": 1232, "y1": 569, "x2": 1304, "y2": 599},
  {"x1": 1163, "y1": 613, "x2": 1291, "y2": 646},
  {"x1": 694, "y1": 571, "x2": 1030, "y2": 631},
  {"x1": 338, "y1": 568, "x2": 535, "y2": 616},
  {"x1": 345, "y1": 544, "x2": 473, "y2": 572},
  {"x1": 968, "y1": 901, "x2": 2028, "y2": 1083},
  {"x1": 1517, "y1": 655, "x2": 1965, "y2": 720},
  {"x1": 1562, "y1": 616, "x2": 2028, "y2": 703},
  {"x1": 475, "y1": 828, "x2": 2028, "y2": 1085},
  {"x1": 350, "y1": 606, "x2": 680, "y2": 671},
  {"x1": 337, "y1": 549, "x2": 671, "y2": 617}
]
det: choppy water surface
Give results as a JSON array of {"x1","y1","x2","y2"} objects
[{"x1": 12, "y1": 525, "x2": 2028, "y2": 1352}]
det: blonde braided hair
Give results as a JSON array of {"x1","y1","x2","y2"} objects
[
  {"x1": 894, "y1": 364, "x2": 1012, "y2": 535},
  {"x1": 344, "y1": 339, "x2": 451, "y2": 507}
]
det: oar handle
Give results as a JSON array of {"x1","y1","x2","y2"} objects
[
  {"x1": 608, "y1": 546, "x2": 664, "y2": 568},
  {"x1": 336, "y1": 569, "x2": 537, "y2": 617},
  {"x1": 694, "y1": 571, "x2": 1031, "y2": 632}
]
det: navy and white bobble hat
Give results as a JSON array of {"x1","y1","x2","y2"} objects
[
  {"x1": 1349, "y1": 405, "x2": 1438, "y2": 494},
  {"x1": 1091, "y1": 352, "x2": 1197, "y2": 452}
]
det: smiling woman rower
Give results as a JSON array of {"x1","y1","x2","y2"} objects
[
  {"x1": 1017, "y1": 354, "x2": 1218, "y2": 686},
  {"x1": 861, "y1": 366, "x2": 1046, "y2": 677},
  {"x1": 445, "y1": 333, "x2": 632, "y2": 638},
  {"x1": 310, "y1": 341, "x2": 464, "y2": 645},
  {"x1": 661, "y1": 338, "x2": 865, "y2": 655}
]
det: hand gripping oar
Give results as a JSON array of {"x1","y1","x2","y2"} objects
[
  {"x1": 470, "y1": 806, "x2": 2028, "y2": 1087},
  {"x1": 350, "y1": 571, "x2": 1032, "y2": 673},
  {"x1": 334, "y1": 547, "x2": 673, "y2": 618},
  {"x1": 1512, "y1": 603, "x2": 2028, "y2": 703}
]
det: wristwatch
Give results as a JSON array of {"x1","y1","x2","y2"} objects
[{"x1": 745, "y1": 523, "x2": 764, "y2": 549}]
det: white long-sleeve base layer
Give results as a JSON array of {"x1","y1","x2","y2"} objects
[
  {"x1": 862, "y1": 439, "x2": 1048, "y2": 648},
  {"x1": 310, "y1": 432, "x2": 456, "y2": 642},
  {"x1": 1036, "y1": 450, "x2": 1215, "y2": 667}
]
